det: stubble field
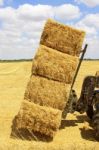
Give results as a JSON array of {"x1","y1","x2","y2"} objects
[{"x1": 0, "y1": 60, "x2": 99, "y2": 150}]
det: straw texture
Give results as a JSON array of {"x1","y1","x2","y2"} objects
[
  {"x1": 32, "y1": 45, "x2": 78, "y2": 84},
  {"x1": 24, "y1": 75, "x2": 70, "y2": 110},
  {"x1": 12, "y1": 100, "x2": 62, "y2": 138},
  {"x1": 40, "y1": 19, "x2": 85, "y2": 56}
]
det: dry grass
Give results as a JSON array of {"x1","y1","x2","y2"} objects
[
  {"x1": 40, "y1": 19, "x2": 85, "y2": 56},
  {"x1": 24, "y1": 75, "x2": 70, "y2": 110},
  {"x1": 11, "y1": 100, "x2": 61, "y2": 139},
  {"x1": 0, "y1": 61, "x2": 99, "y2": 149},
  {"x1": 32, "y1": 45, "x2": 78, "y2": 84}
]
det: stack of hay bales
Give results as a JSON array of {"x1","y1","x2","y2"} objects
[{"x1": 11, "y1": 19, "x2": 85, "y2": 140}]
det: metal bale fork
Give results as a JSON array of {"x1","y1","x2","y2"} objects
[{"x1": 62, "y1": 44, "x2": 88, "y2": 119}]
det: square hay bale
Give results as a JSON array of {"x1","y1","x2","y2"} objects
[
  {"x1": 24, "y1": 75, "x2": 70, "y2": 110},
  {"x1": 40, "y1": 19, "x2": 85, "y2": 56},
  {"x1": 32, "y1": 45, "x2": 79, "y2": 84},
  {"x1": 12, "y1": 100, "x2": 62, "y2": 138}
]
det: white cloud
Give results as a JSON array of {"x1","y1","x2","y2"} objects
[
  {"x1": 75, "y1": 13, "x2": 99, "y2": 59},
  {"x1": 75, "y1": 0, "x2": 99, "y2": 7},
  {"x1": 0, "y1": 7, "x2": 17, "y2": 23},
  {"x1": 0, "y1": 4, "x2": 81, "y2": 60},
  {"x1": 54, "y1": 4, "x2": 81, "y2": 21},
  {"x1": 85, "y1": 36, "x2": 99, "y2": 59},
  {"x1": 18, "y1": 4, "x2": 54, "y2": 21},
  {"x1": 75, "y1": 21, "x2": 97, "y2": 37},
  {"x1": 81, "y1": 14, "x2": 99, "y2": 29},
  {"x1": 75, "y1": 13, "x2": 99, "y2": 36}
]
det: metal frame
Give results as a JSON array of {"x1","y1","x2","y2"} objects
[{"x1": 62, "y1": 44, "x2": 88, "y2": 119}]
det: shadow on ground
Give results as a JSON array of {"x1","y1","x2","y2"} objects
[
  {"x1": 61, "y1": 114, "x2": 96, "y2": 142},
  {"x1": 60, "y1": 114, "x2": 88, "y2": 129},
  {"x1": 79, "y1": 128, "x2": 96, "y2": 141}
]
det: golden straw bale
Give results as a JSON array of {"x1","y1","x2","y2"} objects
[
  {"x1": 24, "y1": 75, "x2": 70, "y2": 110},
  {"x1": 40, "y1": 19, "x2": 85, "y2": 56},
  {"x1": 13, "y1": 100, "x2": 62, "y2": 138},
  {"x1": 32, "y1": 45, "x2": 78, "y2": 84}
]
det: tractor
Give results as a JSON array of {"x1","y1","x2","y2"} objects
[{"x1": 62, "y1": 44, "x2": 99, "y2": 141}]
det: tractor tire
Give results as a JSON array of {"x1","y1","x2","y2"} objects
[
  {"x1": 86, "y1": 105, "x2": 94, "y2": 119},
  {"x1": 92, "y1": 112, "x2": 99, "y2": 141}
]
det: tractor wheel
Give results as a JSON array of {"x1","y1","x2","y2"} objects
[
  {"x1": 93, "y1": 112, "x2": 99, "y2": 141},
  {"x1": 86, "y1": 105, "x2": 94, "y2": 119}
]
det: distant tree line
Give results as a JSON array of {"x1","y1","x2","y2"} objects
[
  {"x1": 84, "y1": 58, "x2": 99, "y2": 61},
  {"x1": 0, "y1": 59, "x2": 33, "y2": 63},
  {"x1": 0, "y1": 58, "x2": 99, "y2": 63}
]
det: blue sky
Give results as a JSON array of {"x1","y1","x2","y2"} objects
[{"x1": 0, "y1": 0, "x2": 99, "y2": 59}]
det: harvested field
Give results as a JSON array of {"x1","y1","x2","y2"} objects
[
  {"x1": 40, "y1": 19, "x2": 85, "y2": 56},
  {"x1": 32, "y1": 45, "x2": 78, "y2": 84},
  {"x1": 24, "y1": 75, "x2": 70, "y2": 110},
  {"x1": 0, "y1": 61, "x2": 99, "y2": 150},
  {"x1": 11, "y1": 100, "x2": 61, "y2": 139}
]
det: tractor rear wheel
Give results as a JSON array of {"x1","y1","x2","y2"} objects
[
  {"x1": 90, "y1": 92, "x2": 99, "y2": 141},
  {"x1": 93, "y1": 112, "x2": 99, "y2": 141},
  {"x1": 86, "y1": 105, "x2": 94, "y2": 119}
]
